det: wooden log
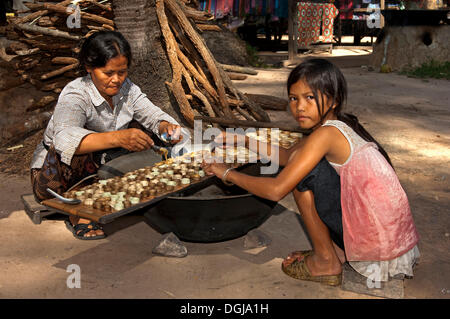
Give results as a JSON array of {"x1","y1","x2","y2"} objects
[
  {"x1": 26, "y1": 96, "x2": 57, "y2": 112},
  {"x1": 176, "y1": 45, "x2": 219, "y2": 102},
  {"x1": 196, "y1": 24, "x2": 222, "y2": 32},
  {"x1": 191, "y1": 90, "x2": 216, "y2": 118},
  {"x1": 226, "y1": 72, "x2": 247, "y2": 81},
  {"x1": 0, "y1": 112, "x2": 53, "y2": 147},
  {"x1": 40, "y1": 62, "x2": 79, "y2": 80},
  {"x1": 235, "y1": 106, "x2": 254, "y2": 121},
  {"x1": 51, "y1": 57, "x2": 79, "y2": 65},
  {"x1": 219, "y1": 63, "x2": 258, "y2": 75},
  {"x1": 15, "y1": 48, "x2": 40, "y2": 56},
  {"x1": 14, "y1": 23, "x2": 81, "y2": 41},
  {"x1": 25, "y1": 2, "x2": 115, "y2": 27},
  {"x1": 40, "y1": 79, "x2": 70, "y2": 91},
  {"x1": 245, "y1": 93, "x2": 288, "y2": 111},
  {"x1": 156, "y1": 0, "x2": 195, "y2": 126},
  {"x1": 12, "y1": 10, "x2": 49, "y2": 25},
  {"x1": 237, "y1": 90, "x2": 271, "y2": 122},
  {"x1": 195, "y1": 116, "x2": 311, "y2": 134},
  {"x1": 38, "y1": 16, "x2": 54, "y2": 27},
  {"x1": 21, "y1": 39, "x2": 73, "y2": 51},
  {"x1": 166, "y1": 10, "x2": 209, "y2": 85},
  {"x1": 0, "y1": 47, "x2": 17, "y2": 62},
  {"x1": 164, "y1": 0, "x2": 234, "y2": 119},
  {"x1": 102, "y1": 24, "x2": 115, "y2": 31}
]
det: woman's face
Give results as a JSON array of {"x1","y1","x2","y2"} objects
[
  {"x1": 288, "y1": 79, "x2": 335, "y2": 130},
  {"x1": 87, "y1": 54, "x2": 128, "y2": 99}
]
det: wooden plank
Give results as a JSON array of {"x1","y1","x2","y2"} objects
[{"x1": 41, "y1": 174, "x2": 215, "y2": 223}]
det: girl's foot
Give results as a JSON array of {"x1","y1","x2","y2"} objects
[
  {"x1": 332, "y1": 242, "x2": 347, "y2": 264},
  {"x1": 282, "y1": 250, "x2": 313, "y2": 268},
  {"x1": 304, "y1": 253, "x2": 342, "y2": 277}
]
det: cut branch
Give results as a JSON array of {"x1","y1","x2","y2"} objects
[
  {"x1": 14, "y1": 24, "x2": 81, "y2": 41},
  {"x1": 164, "y1": 0, "x2": 233, "y2": 119},
  {"x1": 156, "y1": 0, "x2": 195, "y2": 125},
  {"x1": 219, "y1": 63, "x2": 258, "y2": 75},
  {"x1": 41, "y1": 62, "x2": 80, "y2": 80}
]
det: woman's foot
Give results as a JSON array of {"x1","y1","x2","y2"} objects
[{"x1": 68, "y1": 216, "x2": 105, "y2": 239}]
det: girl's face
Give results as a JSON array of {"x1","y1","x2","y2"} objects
[
  {"x1": 288, "y1": 79, "x2": 336, "y2": 130},
  {"x1": 86, "y1": 54, "x2": 128, "y2": 99}
]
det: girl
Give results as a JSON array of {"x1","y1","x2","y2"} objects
[
  {"x1": 202, "y1": 59, "x2": 419, "y2": 286},
  {"x1": 30, "y1": 31, "x2": 182, "y2": 240}
]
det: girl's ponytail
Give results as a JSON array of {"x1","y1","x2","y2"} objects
[{"x1": 337, "y1": 112, "x2": 394, "y2": 168}]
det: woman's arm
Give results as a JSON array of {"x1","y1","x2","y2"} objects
[
  {"x1": 75, "y1": 128, "x2": 155, "y2": 154},
  {"x1": 204, "y1": 127, "x2": 334, "y2": 202}
]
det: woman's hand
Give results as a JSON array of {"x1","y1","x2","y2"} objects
[
  {"x1": 115, "y1": 128, "x2": 155, "y2": 152},
  {"x1": 159, "y1": 121, "x2": 183, "y2": 144}
]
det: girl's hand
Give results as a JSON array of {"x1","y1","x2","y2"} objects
[
  {"x1": 201, "y1": 160, "x2": 229, "y2": 178},
  {"x1": 115, "y1": 128, "x2": 154, "y2": 152},
  {"x1": 159, "y1": 121, "x2": 183, "y2": 144}
]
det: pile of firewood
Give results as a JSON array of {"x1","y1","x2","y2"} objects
[
  {"x1": 2, "y1": 0, "x2": 114, "y2": 93},
  {"x1": 156, "y1": 0, "x2": 271, "y2": 127}
]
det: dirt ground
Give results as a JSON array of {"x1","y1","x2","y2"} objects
[{"x1": 0, "y1": 50, "x2": 449, "y2": 301}]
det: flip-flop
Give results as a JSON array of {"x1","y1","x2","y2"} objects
[
  {"x1": 281, "y1": 256, "x2": 342, "y2": 286},
  {"x1": 64, "y1": 219, "x2": 106, "y2": 240}
]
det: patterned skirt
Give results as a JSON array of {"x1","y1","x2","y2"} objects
[{"x1": 30, "y1": 145, "x2": 98, "y2": 202}]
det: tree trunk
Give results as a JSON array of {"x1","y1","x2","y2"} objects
[{"x1": 112, "y1": 0, "x2": 183, "y2": 125}]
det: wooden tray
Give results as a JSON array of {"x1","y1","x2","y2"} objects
[{"x1": 42, "y1": 174, "x2": 216, "y2": 224}]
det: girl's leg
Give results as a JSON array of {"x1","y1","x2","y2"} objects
[
  {"x1": 291, "y1": 189, "x2": 342, "y2": 276},
  {"x1": 282, "y1": 157, "x2": 345, "y2": 276}
]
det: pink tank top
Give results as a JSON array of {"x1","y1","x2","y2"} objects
[{"x1": 323, "y1": 120, "x2": 419, "y2": 261}]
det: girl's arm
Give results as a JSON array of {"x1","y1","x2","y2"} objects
[{"x1": 204, "y1": 127, "x2": 334, "y2": 202}]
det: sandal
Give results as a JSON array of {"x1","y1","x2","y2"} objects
[
  {"x1": 64, "y1": 219, "x2": 106, "y2": 240},
  {"x1": 281, "y1": 256, "x2": 342, "y2": 287}
]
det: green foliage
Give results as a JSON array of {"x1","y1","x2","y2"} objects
[
  {"x1": 245, "y1": 43, "x2": 270, "y2": 68},
  {"x1": 400, "y1": 60, "x2": 450, "y2": 80}
]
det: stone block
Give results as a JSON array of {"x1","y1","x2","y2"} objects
[{"x1": 341, "y1": 263, "x2": 404, "y2": 299}]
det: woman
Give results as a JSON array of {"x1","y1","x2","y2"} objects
[{"x1": 30, "y1": 31, "x2": 183, "y2": 240}]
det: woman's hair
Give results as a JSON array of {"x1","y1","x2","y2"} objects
[
  {"x1": 287, "y1": 58, "x2": 393, "y2": 167},
  {"x1": 78, "y1": 31, "x2": 132, "y2": 69}
]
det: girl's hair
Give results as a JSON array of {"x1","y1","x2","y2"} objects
[
  {"x1": 79, "y1": 31, "x2": 132, "y2": 69},
  {"x1": 287, "y1": 58, "x2": 393, "y2": 167}
]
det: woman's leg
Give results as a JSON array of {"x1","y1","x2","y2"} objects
[{"x1": 31, "y1": 146, "x2": 104, "y2": 238}]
